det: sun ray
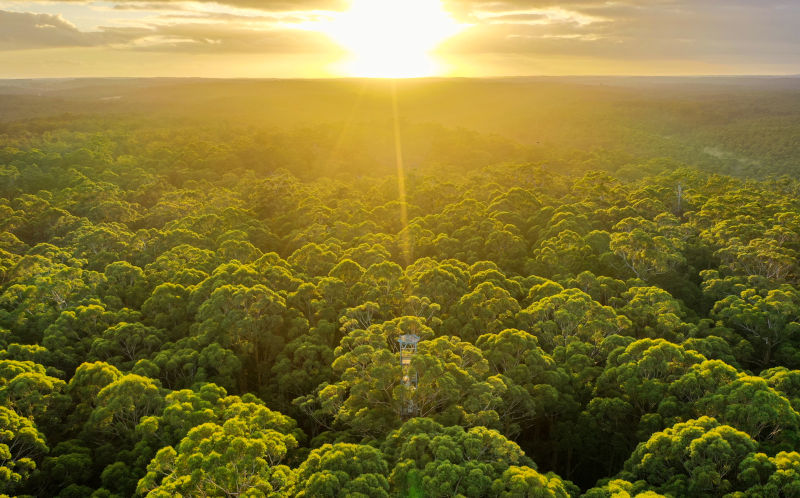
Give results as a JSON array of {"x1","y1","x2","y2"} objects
[{"x1": 391, "y1": 80, "x2": 412, "y2": 265}]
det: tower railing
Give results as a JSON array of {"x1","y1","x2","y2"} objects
[{"x1": 397, "y1": 333, "x2": 420, "y2": 417}]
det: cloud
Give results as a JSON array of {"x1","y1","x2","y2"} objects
[
  {"x1": 439, "y1": 0, "x2": 800, "y2": 66},
  {"x1": 470, "y1": 7, "x2": 604, "y2": 27},
  {"x1": 0, "y1": 10, "x2": 125, "y2": 49},
  {"x1": 0, "y1": 5, "x2": 338, "y2": 53},
  {"x1": 5, "y1": 0, "x2": 348, "y2": 13},
  {"x1": 105, "y1": 22, "x2": 338, "y2": 53}
]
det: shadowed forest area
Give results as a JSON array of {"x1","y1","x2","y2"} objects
[{"x1": 2, "y1": 77, "x2": 800, "y2": 497}]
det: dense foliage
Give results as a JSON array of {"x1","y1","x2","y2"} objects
[{"x1": 2, "y1": 78, "x2": 800, "y2": 497}]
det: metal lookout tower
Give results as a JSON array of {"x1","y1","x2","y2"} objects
[{"x1": 397, "y1": 333, "x2": 420, "y2": 417}]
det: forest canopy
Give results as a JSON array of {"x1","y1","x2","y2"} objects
[{"x1": 2, "y1": 77, "x2": 800, "y2": 497}]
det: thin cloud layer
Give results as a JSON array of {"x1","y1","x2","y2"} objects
[{"x1": 1, "y1": 0, "x2": 799, "y2": 75}]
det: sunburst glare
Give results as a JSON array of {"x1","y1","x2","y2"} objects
[{"x1": 320, "y1": 0, "x2": 466, "y2": 78}]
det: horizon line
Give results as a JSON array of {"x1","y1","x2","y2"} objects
[{"x1": 2, "y1": 73, "x2": 800, "y2": 82}]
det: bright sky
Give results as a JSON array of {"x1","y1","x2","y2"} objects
[{"x1": 1, "y1": 0, "x2": 799, "y2": 78}]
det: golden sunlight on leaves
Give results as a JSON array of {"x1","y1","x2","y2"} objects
[{"x1": 320, "y1": 0, "x2": 466, "y2": 78}]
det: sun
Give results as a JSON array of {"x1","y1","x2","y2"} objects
[{"x1": 321, "y1": 0, "x2": 465, "y2": 78}]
